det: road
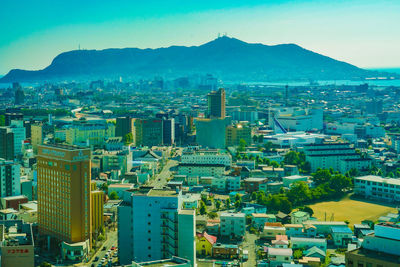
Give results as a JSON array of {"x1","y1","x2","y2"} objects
[
  {"x1": 148, "y1": 159, "x2": 179, "y2": 189},
  {"x1": 87, "y1": 230, "x2": 118, "y2": 267}
]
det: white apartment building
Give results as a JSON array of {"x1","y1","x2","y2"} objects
[
  {"x1": 301, "y1": 143, "x2": 371, "y2": 173},
  {"x1": 220, "y1": 213, "x2": 246, "y2": 239},
  {"x1": 354, "y1": 175, "x2": 400, "y2": 202},
  {"x1": 178, "y1": 163, "x2": 225, "y2": 177},
  {"x1": 181, "y1": 150, "x2": 231, "y2": 167},
  {"x1": 270, "y1": 107, "x2": 323, "y2": 132}
]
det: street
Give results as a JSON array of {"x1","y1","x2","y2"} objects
[
  {"x1": 86, "y1": 230, "x2": 118, "y2": 267},
  {"x1": 148, "y1": 159, "x2": 179, "y2": 189}
]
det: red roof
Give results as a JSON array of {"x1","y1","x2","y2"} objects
[
  {"x1": 197, "y1": 231, "x2": 217, "y2": 245},
  {"x1": 275, "y1": 235, "x2": 288, "y2": 241}
]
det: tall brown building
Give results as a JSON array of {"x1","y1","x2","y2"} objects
[
  {"x1": 0, "y1": 128, "x2": 14, "y2": 160},
  {"x1": 207, "y1": 88, "x2": 226, "y2": 118},
  {"x1": 37, "y1": 144, "x2": 92, "y2": 244}
]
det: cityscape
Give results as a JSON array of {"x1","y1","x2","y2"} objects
[{"x1": 1, "y1": 1, "x2": 400, "y2": 267}]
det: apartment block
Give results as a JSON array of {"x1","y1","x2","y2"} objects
[
  {"x1": 354, "y1": 175, "x2": 400, "y2": 202},
  {"x1": 220, "y1": 213, "x2": 246, "y2": 239}
]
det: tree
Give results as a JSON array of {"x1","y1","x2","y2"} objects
[
  {"x1": 299, "y1": 206, "x2": 314, "y2": 216},
  {"x1": 313, "y1": 169, "x2": 332, "y2": 186},
  {"x1": 251, "y1": 192, "x2": 257, "y2": 201},
  {"x1": 293, "y1": 249, "x2": 303, "y2": 259},
  {"x1": 253, "y1": 135, "x2": 258, "y2": 143},
  {"x1": 215, "y1": 200, "x2": 221, "y2": 210},
  {"x1": 40, "y1": 262, "x2": 52, "y2": 267},
  {"x1": 263, "y1": 141, "x2": 273, "y2": 152},
  {"x1": 208, "y1": 212, "x2": 218, "y2": 219},
  {"x1": 286, "y1": 182, "x2": 312, "y2": 206},
  {"x1": 258, "y1": 135, "x2": 264, "y2": 143},
  {"x1": 270, "y1": 161, "x2": 280, "y2": 168},
  {"x1": 234, "y1": 200, "x2": 242, "y2": 209},
  {"x1": 109, "y1": 191, "x2": 119, "y2": 200},
  {"x1": 199, "y1": 201, "x2": 207, "y2": 215},
  {"x1": 246, "y1": 215, "x2": 253, "y2": 225},
  {"x1": 123, "y1": 132, "x2": 133, "y2": 145},
  {"x1": 100, "y1": 183, "x2": 108, "y2": 193},
  {"x1": 0, "y1": 115, "x2": 4, "y2": 126},
  {"x1": 238, "y1": 138, "x2": 247, "y2": 152},
  {"x1": 235, "y1": 193, "x2": 242, "y2": 202},
  {"x1": 225, "y1": 198, "x2": 231, "y2": 208}
]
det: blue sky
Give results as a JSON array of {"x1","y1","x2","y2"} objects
[{"x1": 1, "y1": 0, "x2": 400, "y2": 74}]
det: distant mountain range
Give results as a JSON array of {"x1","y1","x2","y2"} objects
[{"x1": 0, "y1": 36, "x2": 393, "y2": 83}]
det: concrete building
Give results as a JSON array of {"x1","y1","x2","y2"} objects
[
  {"x1": 290, "y1": 237, "x2": 327, "y2": 252},
  {"x1": 181, "y1": 150, "x2": 231, "y2": 167},
  {"x1": 271, "y1": 107, "x2": 323, "y2": 132},
  {"x1": 118, "y1": 187, "x2": 196, "y2": 266},
  {"x1": 207, "y1": 88, "x2": 225, "y2": 119},
  {"x1": 282, "y1": 175, "x2": 308, "y2": 188},
  {"x1": 141, "y1": 119, "x2": 164, "y2": 147},
  {"x1": 345, "y1": 223, "x2": 400, "y2": 267},
  {"x1": 301, "y1": 142, "x2": 371, "y2": 173},
  {"x1": 162, "y1": 118, "x2": 175, "y2": 145},
  {"x1": 0, "y1": 128, "x2": 14, "y2": 160},
  {"x1": 354, "y1": 175, "x2": 400, "y2": 202},
  {"x1": 220, "y1": 213, "x2": 245, "y2": 239},
  {"x1": 90, "y1": 182, "x2": 104, "y2": 238},
  {"x1": 178, "y1": 163, "x2": 225, "y2": 178},
  {"x1": 37, "y1": 144, "x2": 92, "y2": 244},
  {"x1": 0, "y1": 220, "x2": 34, "y2": 267},
  {"x1": 291, "y1": 211, "x2": 310, "y2": 224},
  {"x1": 115, "y1": 116, "x2": 134, "y2": 138},
  {"x1": 0, "y1": 159, "x2": 21, "y2": 198},
  {"x1": 195, "y1": 118, "x2": 229, "y2": 149},
  {"x1": 30, "y1": 123, "x2": 43, "y2": 154},
  {"x1": 66, "y1": 119, "x2": 115, "y2": 147},
  {"x1": 9, "y1": 120, "x2": 26, "y2": 157},
  {"x1": 226, "y1": 124, "x2": 252, "y2": 147}
]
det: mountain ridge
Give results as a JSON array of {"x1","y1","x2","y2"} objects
[{"x1": 0, "y1": 36, "x2": 387, "y2": 83}]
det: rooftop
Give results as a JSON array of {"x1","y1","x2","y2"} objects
[{"x1": 355, "y1": 175, "x2": 400, "y2": 186}]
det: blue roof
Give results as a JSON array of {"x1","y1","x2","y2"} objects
[{"x1": 331, "y1": 226, "x2": 353, "y2": 234}]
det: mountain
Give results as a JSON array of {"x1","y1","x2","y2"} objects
[{"x1": 0, "y1": 36, "x2": 385, "y2": 83}]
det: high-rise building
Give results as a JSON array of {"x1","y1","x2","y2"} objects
[
  {"x1": 162, "y1": 118, "x2": 175, "y2": 145},
  {"x1": 226, "y1": 123, "x2": 252, "y2": 147},
  {"x1": 31, "y1": 123, "x2": 43, "y2": 154},
  {"x1": 9, "y1": 120, "x2": 26, "y2": 157},
  {"x1": 90, "y1": 181, "x2": 104, "y2": 238},
  {"x1": 207, "y1": 88, "x2": 225, "y2": 119},
  {"x1": 14, "y1": 82, "x2": 25, "y2": 105},
  {"x1": 118, "y1": 187, "x2": 196, "y2": 266},
  {"x1": 0, "y1": 128, "x2": 14, "y2": 160},
  {"x1": 195, "y1": 118, "x2": 229, "y2": 149},
  {"x1": 115, "y1": 117, "x2": 134, "y2": 138},
  {"x1": 141, "y1": 119, "x2": 163, "y2": 147},
  {"x1": 0, "y1": 159, "x2": 21, "y2": 197},
  {"x1": 37, "y1": 144, "x2": 92, "y2": 244},
  {"x1": 5, "y1": 113, "x2": 23, "y2": 126}
]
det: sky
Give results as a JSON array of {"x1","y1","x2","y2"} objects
[{"x1": 1, "y1": 0, "x2": 400, "y2": 75}]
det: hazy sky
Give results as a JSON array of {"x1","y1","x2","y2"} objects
[{"x1": 1, "y1": 0, "x2": 399, "y2": 74}]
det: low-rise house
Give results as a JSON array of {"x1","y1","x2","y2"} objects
[
  {"x1": 212, "y1": 244, "x2": 239, "y2": 259},
  {"x1": 291, "y1": 211, "x2": 310, "y2": 224},
  {"x1": 290, "y1": 237, "x2": 327, "y2": 252},
  {"x1": 196, "y1": 231, "x2": 217, "y2": 256},
  {"x1": 331, "y1": 226, "x2": 353, "y2": 247},
  {"x1": 303, "y1": 221, "x2": 347, "y2": 235},
  {"x1": 266, "y1": 248, "x2": 293, "y2": 267},
  {"x1": 243, "y1": 177, "x2": 268, "y2": 193},
  {"x1": 298, "y1": 256, "x2": 321, "y2": 266},
  {"x1": 285, "y1": 224, "x2": 304, "y2": 237},
  {"x1": 304, "y1": 246, "x2": 326, "y2": 260},
  {"x1": 272, "y1": 235, "x2": 289, "y2": 248},
  {"x1": 353, "y1": 224, "x2": 371, "y2": 238},
  {"x1": 182, "y1": 194, "x2": 200, "y2": 209},
  {"x1": 276, "y1": 212, "x2": 291, "y2": 224},
  {"x1": 261, "y1": 223, "x2": 286, "y2": 240},
  {"x1": 304, "y1": 224, "x2": 317, "y2": 238},
  {"x1": 252, "y1": 213, "x2": 277, "y2": 229}
]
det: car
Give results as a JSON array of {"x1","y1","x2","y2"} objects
[
  {"x1": 94, "y1": 256, "x2": 99, "y2": 261},
  {"x1": 102, "y1": 246, "x2": 106, "y2": 251},
  {"x1": 91, "y1": 264, "x2": 95, "y2": 267},
  {"x1": 111, "y1": 246, "x2": 116, "y2": 250}
]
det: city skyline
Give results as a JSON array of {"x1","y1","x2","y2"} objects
[{"x1": 1, "y1": 0, "x2": 400, "y2": 74}]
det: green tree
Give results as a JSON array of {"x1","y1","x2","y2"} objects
[
  {"x1": 299, "y1": 206, "x2": 314, "y2": 216},
  {"x1": 215, "y1": 200, "x2": 221, "y2": 210},
  {"x1": 199, "y1": 201, "x2": 207, "y2": 215},
  {"x1": 0, "y1": 115, "x2": 5, "y2": 126},
  {"x1": 270, "y1": 161, "x2": 280, "y2": 168},
  {"x1": 252, "y1": 135, "x2": 258, "y2": 143},
  {"x1": 313, "y1": 169, "x2": 332, "y2": 186},
  {"x1": 246, "y1": 215, "x2": 253, "y2": 225},
  {"x1": 238, "y1": 138, "x2": 247, "y2": 152},
  {"x1": 208, "y1": 212, "x2": 218, "y2": 219},
  {"x1": 286, "y1": 182, "x2": 312, "y2": 206},
  {"x1": 225, "y1": 198, "x2": 231, "y2": 208},
  {"x1": 234, "y1": 200, "x2": 242, "y2": 209},
  {"x1": 40, "y1": 262, "x2": 52, "y2": 267},
  {"x1": 263, "y1": 141, "x2": 273, "y2": 152},
  {"x1": 100, "y1": 183, "x2": 108, "y2": 193},
  {"x1": 109, "y1": 191, "x2": 119, "y2": 200},
  {"x1": 123, "y1": 133, "x2": 133, "y2": 145},
  {"x1": 258, "y1": 135, "x2": 264, "y2": 143},
  {"x1": 251, "y1": 192, "x2": 257, "y2": 201},
  {"x1": 293, "y1": 249, "x2": 303, "y2": 259}
]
